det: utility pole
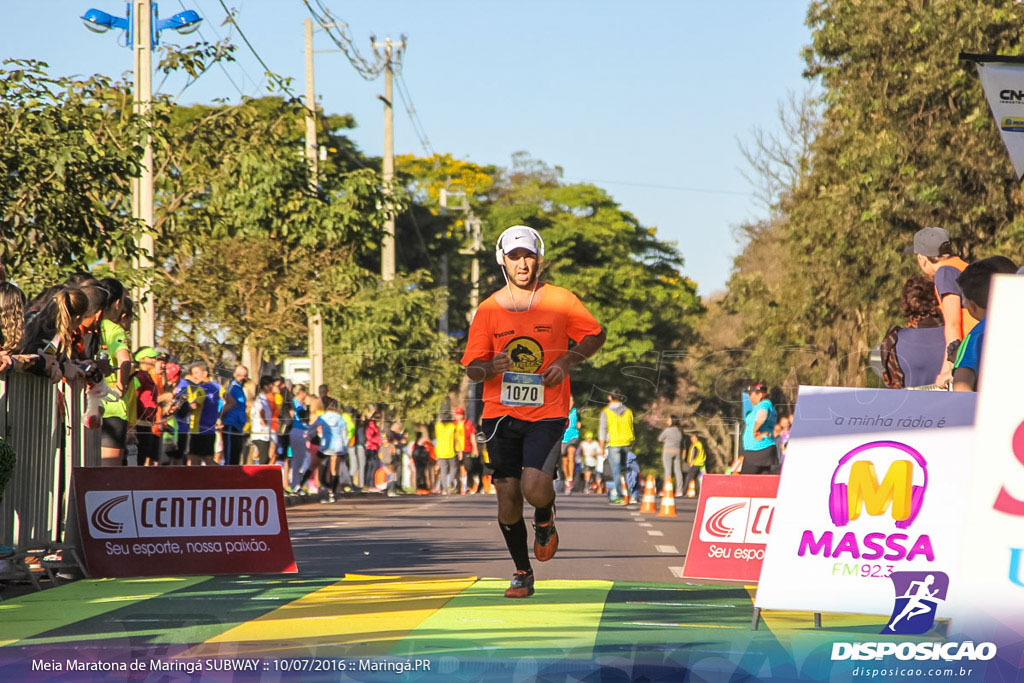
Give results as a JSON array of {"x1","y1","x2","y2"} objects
[
  {"x1": 304, "y1": 17, "x2": 323, "y2": 393},
  {"x1": 304, "y1": 18, "x2": 318, "y2": 187},
  {"x1": 132, "y1": 0, "x2": 156, "y2": 348},
  {"x1": 373, "y1": 36, "x2": 404, "y2": 281}
]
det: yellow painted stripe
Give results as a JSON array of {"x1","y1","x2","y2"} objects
[
  {"x1": 0, "y1": 576, "x2": 211, "y2": 647},
  {"x1": 389, "y1": 579, "x2": 613, "y2": 659},
  {"x1": 179, "y1": 575, "x2": 477, "y2": 658}
]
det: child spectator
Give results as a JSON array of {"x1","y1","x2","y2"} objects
[{"x1": 952, "y1": 256, "x2": 1018, "y2": 392}]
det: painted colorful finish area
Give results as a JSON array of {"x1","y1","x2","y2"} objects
[{"x1": 0, "y1": 574, "x2": 946, "y2": 682}]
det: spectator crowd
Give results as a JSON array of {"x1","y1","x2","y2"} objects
[{"x1": 881, "y1": 226, "x2": 1019, "y2": 392}]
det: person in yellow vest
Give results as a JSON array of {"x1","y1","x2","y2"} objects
[
  {"x1": 434, "y1": 413, "x2": 459, "y2": 495},
  {"x1": 683, "y1": 433, "x2": 706, "y2": 498},
  {"x1": 906, "y1": 227, "x2": 978, "y2": 387},
  {"x1": 599, "y1": 390, "x2": 634, "y2": 504},
  {"x1": 452, "y1": 406, "x2": 480, "y2": 494}
]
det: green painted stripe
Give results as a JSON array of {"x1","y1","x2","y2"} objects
[
  {"x1": 389, "y1": 579, "x2": 613, "y2": 660},
  {"x1": 7, "y1": 576, "x2": 336, "y2": 648},
  {"x1": 595, "y1": 582, "x2": 783, "y2": 661},
  {"x1": 0, "y1": 576, "x2": 211, "y2": 647}
]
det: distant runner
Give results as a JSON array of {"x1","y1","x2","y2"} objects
[{"x1": 461, "y1": 225, "x2": 605, "y2": 598}]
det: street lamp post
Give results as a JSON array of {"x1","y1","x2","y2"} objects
[{"x1": 81, "y1": 1, "x2": 202, "y2": 348}]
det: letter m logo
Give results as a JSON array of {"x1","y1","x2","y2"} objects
[{"x1": 847, "y1": 460, "x2": 913, "y2": 522}]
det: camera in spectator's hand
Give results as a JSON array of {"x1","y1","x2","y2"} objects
[{"x1": 78, "y1": 353, "x2": 116, "y2": 384}]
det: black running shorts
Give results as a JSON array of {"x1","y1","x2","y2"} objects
[
  {"x1": 188, "y1": 433, "x2": 216, "y2": 458},
  {"x1": 101, "y1": 416, "x2": 128, "y2": 449},
  {"x1": 480, "y1": 416, "x2": 565, "y2": 479}
]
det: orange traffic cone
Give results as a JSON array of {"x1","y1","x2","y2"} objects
[
  {"x1": 620, "y1": 476, "x2": 631, "y2": 504},
  {"x1": 640, "y1": 475, "x2": 658, "y2": 513},
  {"x1": 686, "y1": 478, "x2": 696, "y2": 498},
  {"x1": 659, "y1": 479, "x2": 677, "y2": 517}
]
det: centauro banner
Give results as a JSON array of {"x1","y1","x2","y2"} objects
[
  {"x1": 69, "y1": 466, "x2": 297, "y2": 577},
  {"x1": 963, "y1": 53, "x2": 1024, "y2": 181},
  {"x1": 755, "y1": 386, "x2": 976, "y2": 618}
]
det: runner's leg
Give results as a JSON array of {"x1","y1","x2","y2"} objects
[{"x1": 496, "y1": 478, "x2": 531, "y2": 572}]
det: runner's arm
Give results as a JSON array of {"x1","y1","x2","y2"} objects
[{"x1": 465, "y1": 351, "x2": 510, "y2": 383}]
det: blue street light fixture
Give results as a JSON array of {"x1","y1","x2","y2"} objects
[{"x1": 81, "y1": 3, "x2": 202, "y2": 46}]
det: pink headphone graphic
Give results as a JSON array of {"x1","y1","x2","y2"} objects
[{"x1": 828, "y1": 440, "x2": 928, "y2": 529}]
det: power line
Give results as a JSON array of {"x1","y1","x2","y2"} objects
[
  {"x1": 217, "y1": 0, "x2": 298, "y2": 98},
  {"x1": 187, "y1": 0, "x2": 254, "y2": 96},
  {"x1": 300, "y1": 0, "x2": 387, "y2": 80},
  {"x1": 394, "y1": 72, "x2": 433, "y2": 156}
]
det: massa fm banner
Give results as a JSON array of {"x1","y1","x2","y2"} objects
[{"x1": 755, "y1": 386, "x2": 976, "y2": 619}]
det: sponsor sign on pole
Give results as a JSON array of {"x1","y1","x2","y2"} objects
[
  {"x1": 755, "y1": 386, "x2": 975, "y2": 617},
  {"x1": 963, "y1": 53, "x2": 1024, "y2": 180},
  {"x1": 950, "y1": 275, "x2": 1024, "y2": 638},
  {"x1": 682, "y1": 474, "x2": 778, "y2": 582},
  {"x1": 70, "y1": 466, "x2": 297, "y2": 577}
]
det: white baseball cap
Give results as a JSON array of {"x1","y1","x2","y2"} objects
[{"x1": 499, "y1": 226, "x2": 541, "y2": 255}]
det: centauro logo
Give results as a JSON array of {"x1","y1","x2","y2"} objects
[
  {"x1": 504, "y1": 337, "x2": 543, "y2": 373},
  {"x1": 699, "y1": 497, "x2": 775, "y2": 544},
  {"x1": 91, "y1": 494, "x2": 129, "y2": 534},
  {"x1": 84, "y1": 489, "x2": 280, "y2": 539}
]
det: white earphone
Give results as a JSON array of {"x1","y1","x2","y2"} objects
[{"x1": 494, "y1": 225, "x2": 545, "y2": 266}]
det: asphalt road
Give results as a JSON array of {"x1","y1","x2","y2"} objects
[{"x1": 287, "y1": 490, "x2": 700, "y2": 582}]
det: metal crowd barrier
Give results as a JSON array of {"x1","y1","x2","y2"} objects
[{"x1": 0, "y1": 373, "x2": 98, "y2": 548}]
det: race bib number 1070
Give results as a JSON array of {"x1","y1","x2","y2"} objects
[{"x1": 500, "y1": 372, "x2": 543, "y2": 406}]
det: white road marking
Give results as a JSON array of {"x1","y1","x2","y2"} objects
[
  {"x1": 647, "y1": 530, "x2": 664, "y2": 537},
  {"x1": 638, "y1": 522, "x2": 653, "y2": 528},
  {"x1": 654, "y1": 545, "x2": 678, "y2": 554},
  {"x1": 669, "y1": 566, "x2": 685, "y2": 578}
]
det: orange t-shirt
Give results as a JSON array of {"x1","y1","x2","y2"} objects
[{"x1": 460, "y1": 284, "x2": 602, "y2": 421}]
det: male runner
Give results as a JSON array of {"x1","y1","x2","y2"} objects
[{"x1": 461, "y1": 225, "x2": 605, "y2": 598}]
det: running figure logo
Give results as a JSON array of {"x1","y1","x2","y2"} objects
[{"x1": 881, "y1": 571, "x2": 949, "y2": 635}]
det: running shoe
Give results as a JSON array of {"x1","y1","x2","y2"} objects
[
  {"x1": 533, "y1": 505, "x2": 559, "y2": 562},
  {"x1": 504, "y1": 570, "x2": 535, "y2": 598}
]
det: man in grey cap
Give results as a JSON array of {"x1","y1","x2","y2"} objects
[{"x1": 905, "y1": 227, "x2": 977, "y2": 386}]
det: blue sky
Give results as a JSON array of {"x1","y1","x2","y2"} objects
[{"x1": 5, "y1": 1, "x2": 813, "y2": 295}]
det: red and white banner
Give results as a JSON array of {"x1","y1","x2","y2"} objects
[
  {"x1": 682, "y1": 474, "x2": 779, "y2": 582},
  {"x1": 69, "y1": 466, "x2": 297, "y2": 577}
]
